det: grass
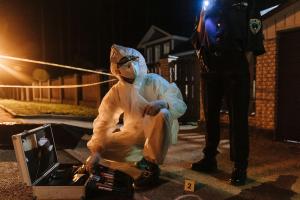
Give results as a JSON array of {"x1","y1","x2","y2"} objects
[{"x1": 0, "y1": 99, "x2": 98, "y2": 118}]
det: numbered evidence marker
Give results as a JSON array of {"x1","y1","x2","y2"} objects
[{"x1": 184, "y1": 179, "x2": 196, "y2": 192}]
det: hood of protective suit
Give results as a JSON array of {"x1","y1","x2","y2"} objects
[{"x1": 110, "y1": 44, "x2": 148, "y2": 85}]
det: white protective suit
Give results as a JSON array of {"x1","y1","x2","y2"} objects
[{"x1": 87, "y1": 44, "x2": 187, "y2": 164}]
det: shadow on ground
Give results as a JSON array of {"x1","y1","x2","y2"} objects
[{"x1": 225, "y1": 175, "x2": 297, "y2": 200}]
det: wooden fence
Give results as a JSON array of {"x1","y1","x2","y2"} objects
[
  {"x1": 2, "y1": 73, "x2": 111, "y2": 108},
  {"x1": 148, "y1": 56, "x2": 202, "y2": 122},
  {"x1": 170, "y1": 56, "x2": 201, "y2": 122}
]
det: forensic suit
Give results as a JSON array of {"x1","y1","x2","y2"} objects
[{"x1": 87, "y1": 44, "x2": 187, "y2": 165}]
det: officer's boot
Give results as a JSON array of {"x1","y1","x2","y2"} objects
[
  {"x1": 134, "y1": 158, "x2": 160, "y2": 189},
  {"x1": 191, "y1": 156, "x2": 218, "y2": 173},
  {"x1": 229, "y1": 161, "x2": 248, "y2": 186}
]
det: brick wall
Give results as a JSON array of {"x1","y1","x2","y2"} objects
[
  {"x1": 255, "y1": 39, "x2": 277, "y2": 130},
  {"x1": 158, "y1": 58, "x2": 171, "y2": 82}
]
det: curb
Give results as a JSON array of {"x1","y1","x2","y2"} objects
[
  {"x1": 0, "y1": 104, "x2": 17, "y2": 116},
  {"x1": 0, "y1": 104, "x2": 94, "y2": 122}
]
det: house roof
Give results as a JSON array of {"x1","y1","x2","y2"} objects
[{"x1": 137, "y1": 25, "x2": 190, "y2": 49}]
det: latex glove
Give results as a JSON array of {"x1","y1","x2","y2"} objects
[
  {"x1": 85, "y1": 152, "x2": 101, "y2": 173},
  {"x1": 144, "y1": 100, "x2": 168, "y2": 116}
]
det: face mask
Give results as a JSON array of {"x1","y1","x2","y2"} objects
[{"x1": 118, "y1": 61, "x2": 136, "y2": 80}]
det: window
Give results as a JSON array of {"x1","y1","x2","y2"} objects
[
  {"x1": 146, "y1": 48, "x2": 153, "y2": 63},
  {"x1": 163, "y1": 42, "x2": 170, "y2": 54},
  {"x1": 154, "y1": 45, "x2": 161, "y2": 62}
]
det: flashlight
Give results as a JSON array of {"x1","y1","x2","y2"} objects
[{"x1": 203, "y1": 0, "x2": 210, "y2": 11}]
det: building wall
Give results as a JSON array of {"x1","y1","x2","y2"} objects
[
  {"x1": 255, "y1": 39, "x2": 277, "y2": 130},
  {"x1": 263, "y1": 1, "x2": 300, "y2": 40},
  {"x1": 257, "y1": 2, "x2": 300, "y2": 131}
]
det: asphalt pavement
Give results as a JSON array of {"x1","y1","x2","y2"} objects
[{"x1": 0, "y1": 107, "x2": 300, "y2": 200}]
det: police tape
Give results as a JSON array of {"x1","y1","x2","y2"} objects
[
  {"x1": 0, "y1": 55, "x2": 114, "y2": 77},
  {"x1": 0, "y1": 79, "x2": 117, "y2": 89},
  {"x1": 0, "y1": 54, "x2": 117, "y2": 89}
]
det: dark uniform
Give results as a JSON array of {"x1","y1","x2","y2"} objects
[{"x1": 191, "y1": 0, "x2": 265, "y2": 185}]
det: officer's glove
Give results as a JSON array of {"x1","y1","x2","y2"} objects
[
  {"x1": 85, "y1": 152, "x2": 101, "y2": 173},
  {"x1": 144, "y1": 100, "x2": 168, "y2": 116}
]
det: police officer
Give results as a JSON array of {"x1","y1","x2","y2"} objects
[{"x1": 191, "y1": 0, "x2": 265, "y2": 185}]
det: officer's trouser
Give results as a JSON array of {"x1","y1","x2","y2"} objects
[
  {"x1": 100, "y1": 108, "x2": 172, "y2": 165},
  {"x1": 202, "y1": 51, "x2": 250, "y2": 167}
]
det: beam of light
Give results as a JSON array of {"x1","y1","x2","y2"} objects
[
  {"x1": 0, "y1": 63, "x2": 33, "y2": 84},
  {"x1": 0, "y1": 54, "x2": 114, "y2": 77},
  {"x1": 260, "y1": 5, "x2": 279, "y2": 16},
  {"x1": 0, "y1": 79, "x2": 117, "y2": 89}
]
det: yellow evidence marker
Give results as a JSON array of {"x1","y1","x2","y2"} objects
[{"x1": 184, "y1": 179, "x2": 196, "y2": 192}]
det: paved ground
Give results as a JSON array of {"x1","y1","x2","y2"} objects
[{"x1": 1, "y1": 107, "x2": 300, "y2": 200}]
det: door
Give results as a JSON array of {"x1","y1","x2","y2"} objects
[{"x1": 277, "y1": 28, "x2": 300, "y2": 142}]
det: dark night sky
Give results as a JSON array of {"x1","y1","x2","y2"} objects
[
  {"x1": 0, "y1": 0, "x2": 199, "y2": 71},
  {"x1": 0, "y1": 0, "x2": 286, "y2": 82}
]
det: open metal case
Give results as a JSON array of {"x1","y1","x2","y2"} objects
[{"x1": 12, "y1": 124, "x2": 87, "y2": 200}]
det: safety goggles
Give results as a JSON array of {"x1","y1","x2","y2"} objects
[{"x1": 117, "y1": 55, "x2": 139, "y2": 68}]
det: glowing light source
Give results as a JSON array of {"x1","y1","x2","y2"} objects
[
  {"x1": 203, "y1": 0, "x2": 210, "y2": 11},
  {"x1": 260, "y1": 5, "x2": 279, "y2": 16}
]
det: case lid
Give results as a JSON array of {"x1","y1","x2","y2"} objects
[{"x1": 14, "y1": 124, "x2": 59, "y2": 185}]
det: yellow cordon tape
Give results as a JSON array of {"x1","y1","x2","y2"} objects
[
  {"x1": 0, "y1": 54, "x2": 114, "y2": 77},
  {"x1": 0, "y1": 54, "x2": 118, "y2": 89},
  {"x1": 0, "y1": 79, "x2": 117, "y2": 89}
]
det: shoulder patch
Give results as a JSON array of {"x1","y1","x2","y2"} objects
[{"x1": 249, "y1": 18, "x2": 262, "y2": 34}]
